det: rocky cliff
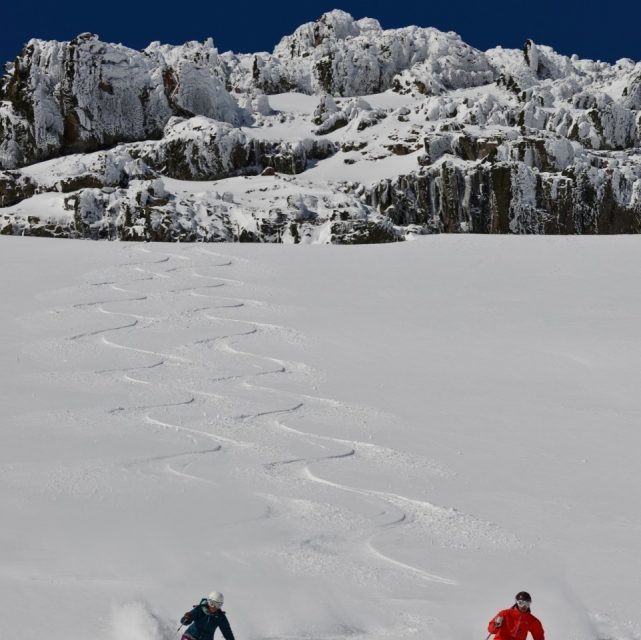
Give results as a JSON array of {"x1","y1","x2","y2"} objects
[{"x1": 2, "y1": 10, "x2": 641, "y2": 242}]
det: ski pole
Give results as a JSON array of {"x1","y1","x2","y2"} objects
[{"x1": 173, "y1": 624, "x2": 183, "y2": 640}]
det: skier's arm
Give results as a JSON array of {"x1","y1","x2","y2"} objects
[
  {"x1": 181, "y1": 604, "x2": 203, "y2": 626},
  {"x1": 531, "y1": 619, "x2": 544, "y2": 640},
  {"x1": 488, "y1": 612, "x2": 505, "y2": 634},
  {"x1": 218, "y1": 613, "x2": 236, "y2": 640}
]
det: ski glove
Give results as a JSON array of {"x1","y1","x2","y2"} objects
[{"x1": 181, "y1": 612, "x2": 193, "y2": 625}]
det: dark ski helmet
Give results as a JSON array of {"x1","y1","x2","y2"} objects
[{"x1": 515, "y1": 591, "x2": 532, "y2": 603}]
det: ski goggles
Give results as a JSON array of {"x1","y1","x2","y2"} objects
[{"x1": 516, "y1": 599, "x2": 531, "y2": 606}]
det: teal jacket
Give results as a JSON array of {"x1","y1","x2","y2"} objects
[{"x1": 181, "y1": 599, "x2": 235, "y2": 640}]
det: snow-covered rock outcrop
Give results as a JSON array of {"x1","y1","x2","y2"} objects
[
  {"x1": 127, "y1": 116, "x2": 337, "y2": 180},
  {"x1": 243, "y1": 10, "x2": 496, "y2": 97},
  {"x1": 0, "y1": 33, "x2": 244, "y2": 168},
  {"x1": 2, "y1": 10, "x2": 641, "y2": 242}
]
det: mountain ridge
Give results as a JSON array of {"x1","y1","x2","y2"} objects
[{"x1": 2, "y1": 9, "x2": 641, "y2": 242}]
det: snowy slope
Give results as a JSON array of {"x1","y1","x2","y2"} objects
[
  {"x1": 1, "y1": 235, "x2": 640, "y2": 640},
  {"x1": 2, "y1": 11, "x2": 641, "y2": 240}
]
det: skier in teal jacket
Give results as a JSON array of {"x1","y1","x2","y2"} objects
[{"x1": 180, "y1": 591, "x2": 235, "y2": 640}]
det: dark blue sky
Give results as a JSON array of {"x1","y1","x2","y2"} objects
[{"x1": 3, "y1": 1, "x2": 641, "y2": 68}]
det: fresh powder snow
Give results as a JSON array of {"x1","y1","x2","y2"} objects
[{"x1": 1, "y1": 235, "x2": 640, "y2": 640}]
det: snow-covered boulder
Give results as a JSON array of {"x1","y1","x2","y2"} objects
[{"x1": 314, "y1": 96, "x2": 385, "y2": 134}]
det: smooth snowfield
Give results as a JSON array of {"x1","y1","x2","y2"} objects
[{"x1": 1, "y1": 236, "x2": 640, "y2": 640}]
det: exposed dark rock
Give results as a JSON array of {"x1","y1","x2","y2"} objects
[
  {"x1": 364, "y1": 160, "x2": 641, "y2": 235},
  {"x1": 0, "y1": 171, "x2": 36, "y2": 207},
  {"x1": 331, "y1": 218, "x2": 399, "y2": 244},
  {"x1": 314, "y1": 114, "x2": 349, "y2": 135},
  {"x1": 57, "y1": 174, "x2": 105, "y2": 193}
]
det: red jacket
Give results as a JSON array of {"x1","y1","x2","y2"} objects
[{"x1": 488, "y1": 607, "x2": 544, "y2": 640}]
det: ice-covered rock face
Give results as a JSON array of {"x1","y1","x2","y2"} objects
[
  {"x1": 0, "y1": 34, "x2": 244, "y2": 168},
  {"x1": 622, "y1": 66, "x2": 641, "y2": 109},
  {"x1": 270, "y1": 11, "x2": 496, "y2": 96},
  {"x1": 144, "y1": 39, "x2": 243, "y2": 124},
  {"x1": 2, "y1": 10, "x2": 641, "y2": 242},
  {"x1": 2, "y1": 35, "x2": 172, "y2": 164},
  {"x1": 275, "y1": 9, "x2": 377, "y2": 57}
]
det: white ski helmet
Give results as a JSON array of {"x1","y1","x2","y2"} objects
[{"x1": 207, "y1": 591, "x2": 224, "y2": 608}]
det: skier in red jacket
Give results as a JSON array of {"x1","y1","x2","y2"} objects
[{"x1": 488, "y1": 592, "x2": 544, "y2": 640}]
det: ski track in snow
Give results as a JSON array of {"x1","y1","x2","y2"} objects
[{"x1": 37, "y1": 241, "x2": 524, "y2": 634}]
